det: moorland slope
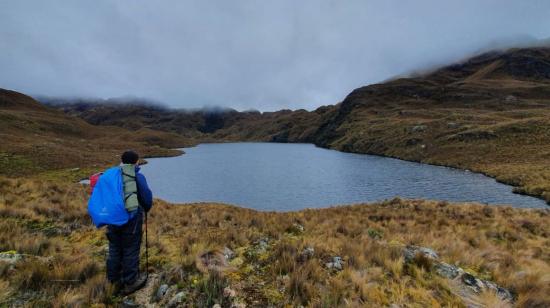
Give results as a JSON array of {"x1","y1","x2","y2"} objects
[{"x1": 0, "y1": 89, "x2": 191, "y2": 179}]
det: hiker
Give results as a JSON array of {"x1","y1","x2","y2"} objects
[{"x1": 104, "y1": 151, "x2": 153, "y2": 295}]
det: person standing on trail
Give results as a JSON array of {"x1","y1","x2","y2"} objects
[{"x1": 105, "y1": 150, "x2": 153, "y2": 295}]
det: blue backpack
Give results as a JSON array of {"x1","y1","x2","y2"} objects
[{"x1": 87, "y1": 167, "x2": 129, "y2": 228}]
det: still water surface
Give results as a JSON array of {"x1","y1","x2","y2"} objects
[{"x1": 141, "y1": 143, "x2": 548, "y2": 211}]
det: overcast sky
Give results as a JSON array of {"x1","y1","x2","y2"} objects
[{"x1": 1, "y1": 1, "x2": 549, "y2": 111}]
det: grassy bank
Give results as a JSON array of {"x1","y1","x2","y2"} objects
[
  {"x1": 0, "y1": 88, "x2": 192, "y2": 179},
  {"x1": 0, "y1": 177, "x2": 548, "y2": 307},
  {"x1": 310, "y1": 97, "x2": 550, "y2": 206}
]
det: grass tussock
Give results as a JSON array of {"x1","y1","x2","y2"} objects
[{"x1": 0, "y1": 177, "x2": 549, "y2": 306}]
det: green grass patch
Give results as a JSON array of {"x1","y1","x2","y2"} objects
[{"x1": 0, "y1": 152, "x2": 39, "y2": 176}]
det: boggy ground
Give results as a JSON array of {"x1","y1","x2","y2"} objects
[{"x1": 0, "y1": 177, "x2": 548, "y2": 307}]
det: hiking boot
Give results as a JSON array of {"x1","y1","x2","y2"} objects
[{"x1": 121, "y1": 273, "x2": 148, "y2": 296}]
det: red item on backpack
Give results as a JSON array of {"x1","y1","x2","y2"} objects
[{"x1": 89, "y1": 172, "x2": 103, "y2": 195}]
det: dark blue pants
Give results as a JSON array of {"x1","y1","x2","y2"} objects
[{"x1": 106, "y1": 214, "x2": 142, "y2": 284}]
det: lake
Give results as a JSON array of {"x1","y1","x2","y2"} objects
[{"x1": 141, "y1": 143, "x2": 548, "y2": 211}]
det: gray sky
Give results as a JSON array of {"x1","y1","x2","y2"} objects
[{"x1": 1, "y1": 1, "x2": 549, "y2": 111}]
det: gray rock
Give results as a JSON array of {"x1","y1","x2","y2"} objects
[
  {"x1": 411, "y1": 125, "x2": 427, "y2": 133},
  {"x1": 495, "y1": 286, "x2": 514, "y2": 302},
  {"x1": 326, "y1": 256, "x2": 344, "y2": 271},
  {"x1": 223, "y1": 247, "x2": 235, "y2": 260},
  {"x1": 402, "y1": 245, "x2": 513, "y2": 302},
  {"x1": 0, "y1": 252, "x2": 23, "y2": 264},
  {"x1": 403, "y1": 246, "x2": 439, "y2": 262},
  {"x1": 300, "y1": 247, "x2": 314, "y2": 260},
  {"x1": 223, "y1": 286, "x2": 236, "y2": 298},
  {"x1": 167, "y1": 291, "x2": 186, "y2": 308},
  {"x1": 485, "y1": 281, "x2": 513, "y2": 301},
  {"x1": 461, "y1": 273, "x2": 483, "y2": 292},
  {"x1": 461, "y1": 274, "x2": 514, "y2": 301},
  {"x1": 418, "y1": 247, "x2": 438, "y2": 259},
  {"x1": 255, "y1": 238, "x2": 269, "y2": 253},
  {"x1": 293, "y1": 223, "x2": 304, "y2": 233},
  {"x1": 434, "y1": 262, "x2": 461, "y2": 279},
  {"x1": 212, "y1": 304, "x2": 221, "y2": 308},
  {"x1": 156, "y1": 284, "x2": 169, "y2": 301}
]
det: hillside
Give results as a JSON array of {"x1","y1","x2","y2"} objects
[
  {"x1": 41, "y1": 99, "x2": 331, "y2": 144},
  {"x1": 47, "y1": 47, "x2": 550, "y2": 204},
  {"x1": 0, "y1": 89, "x2": 191, "y2": 179},
  {"x1": 309, "y1": 47, "x2": 550, "y2": 203}
]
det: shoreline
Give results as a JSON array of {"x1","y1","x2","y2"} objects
[
  {"x1": 153, "y1": 198, "x2": 550, "y2": 214},
  {"x1": 140, "y1": 141, "x2": 549, "y2": 209}
]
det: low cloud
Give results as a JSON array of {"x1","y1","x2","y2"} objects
[{"x1": 1, "y1": 0, "x2": 549, "y2": 111}]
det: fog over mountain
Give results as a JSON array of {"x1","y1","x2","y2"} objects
[{"x1": 1, "y1": 1, "x2": 549, "y2": 111}]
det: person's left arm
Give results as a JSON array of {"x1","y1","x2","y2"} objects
[{"x1": 136, "y1": 173, "x2": 153, "y2": 212}]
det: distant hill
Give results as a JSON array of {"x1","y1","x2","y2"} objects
[
  {"x1": 35, "y1": 47, "x2": 550, "y2": 203},
  {"x1": 311, "y1": 47, "x2": 550, "y2": 146},
  {"x1": 40, "y1": 98, "x2": 333, "y2": 143},
  {"x1": 0, "y1": 88, "x2": 190, "y2": 177}
]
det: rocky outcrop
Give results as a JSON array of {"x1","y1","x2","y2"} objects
[{"x1": 403, "y1": 245, "x2": 514, "y2": 305}]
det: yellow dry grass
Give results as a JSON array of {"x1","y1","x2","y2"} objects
[{"x1": 0, "y1": 177, "x2": 548, "y2": 307}]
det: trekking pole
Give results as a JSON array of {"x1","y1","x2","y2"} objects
[{"x1": 145, "y1": 210, "x2": 149, "y2": 279}]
